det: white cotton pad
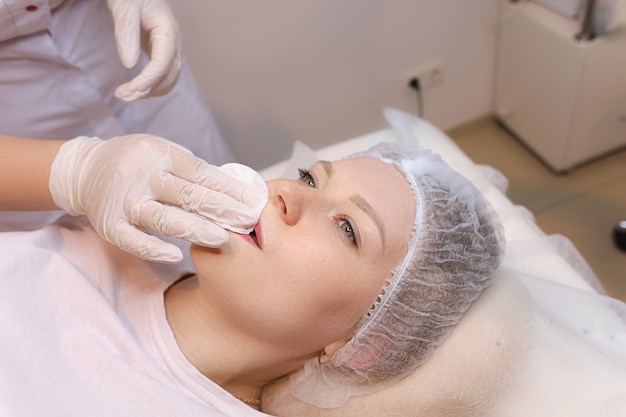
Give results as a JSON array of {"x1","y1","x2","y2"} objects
[{"x1": 217, "y1": 163, "x2": 269, "y2": 234}]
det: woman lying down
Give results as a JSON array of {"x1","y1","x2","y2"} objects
[{"x1": 0, "y1": 140, "x2": 504, "y2": 416}]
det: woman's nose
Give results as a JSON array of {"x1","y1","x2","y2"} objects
[{"x1": 271, "y1": 179, "x2": 308, "y2": 226}]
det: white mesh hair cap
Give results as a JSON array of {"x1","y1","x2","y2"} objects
[{"x1": 282, "y1": 142, "x2": 505, "y2": 408}]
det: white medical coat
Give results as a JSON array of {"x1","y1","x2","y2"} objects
[{"x1": 0, "y1": 0, "x2": 234, "y2": 229}]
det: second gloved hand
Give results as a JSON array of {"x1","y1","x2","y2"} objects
[
  {"x1": 49, "y1": 134, "x2": 268, "y2": 263},
  {"x1": 108, "y1": 0, "x2": 182, "y2": 102}
]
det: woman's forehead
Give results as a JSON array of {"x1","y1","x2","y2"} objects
[{"x1": 329, "y1": 157, "x2": 408, "y2": 187}]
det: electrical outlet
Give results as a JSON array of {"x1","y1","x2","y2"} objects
[{"x1": 404, "y1": 61, "x2": 444, "y2": 90}]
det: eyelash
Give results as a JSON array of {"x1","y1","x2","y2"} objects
[
  {"x1": 298, "y1": 168, "x2": 316, "y2": 187},
  {"x1": 297, "y1": 167, "x2": 358, "y2": 248},
  {"x1": 337, "y1": 216, "x2": 358, "y2": 247}
]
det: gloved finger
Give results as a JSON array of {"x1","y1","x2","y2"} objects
[
  {"x1": 168, "y1": 149, "x2": 268, "y2": 207},
  {"x1": 151, "y1": 174, "x2": 260, "y2": 227},
  {"x1": 113, "y1": 223, "x2": 184, "y2": 263},
  {"x1": 114, "y1": 24, "x2": 181, "y2": 102},
  {"x1": 140, "y1": 55, "x2": 181, "y2": 97},
  {"x1": 114, "y1": 47, "x2": 179, "y2": 102},
  {"x1": 139, "y1": 32, "x2": 182, "y2": 97},
  {"x1": 134, "y1": 199, "x2": 230, "y2": 247},
  {"x1": 109, "y1": 1, "x2": 142, "y2": 68}
]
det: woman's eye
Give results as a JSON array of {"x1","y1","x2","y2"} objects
[
  {"x1": 338, "y1": 217, "x2": 357, "y2": 247},
  {"x1": 298, "y1": 168, "x2": 316, "y2": 187}
]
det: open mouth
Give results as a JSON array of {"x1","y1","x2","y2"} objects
[{"x1": 249, "y1": 229, "x2": 260, "y2": 248}]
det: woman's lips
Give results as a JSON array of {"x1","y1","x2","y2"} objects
[{"x1": 239, "y1": 220, "x2": 263, "y2": 249}]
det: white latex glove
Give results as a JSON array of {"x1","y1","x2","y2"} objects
[
  {"x1": 108, "y1": 0, "x2": 182, "y2": 102},
  {"x1": 49, "y1": 135, "x2": 268, "y2": 263}
]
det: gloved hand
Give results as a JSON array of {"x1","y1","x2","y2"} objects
[
  {"x1": 49, "y1": 134, "x2": 268, "y2": 263},
  {"x1": 108, "y1": 0, "x2": 182, "y2": 102}
]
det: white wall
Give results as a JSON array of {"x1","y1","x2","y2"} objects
[{"x1": 170, "y1": 0, "x2": 501, "y2": 169}]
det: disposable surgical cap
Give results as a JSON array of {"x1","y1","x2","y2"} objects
[{"x1": 285, "y1": 142, "x2": 505, "y2": 408}]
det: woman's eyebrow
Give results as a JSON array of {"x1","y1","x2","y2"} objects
[
  {"x1": 350, "y1": 194, "x2": 386, "y2": 251},
  {"x1": 319, "y1": 160, "x2": 334, "y2": 178}
]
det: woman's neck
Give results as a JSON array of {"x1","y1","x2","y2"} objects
[{"x1": 163, "y1": 275, "x2": 306, "y2": 403}]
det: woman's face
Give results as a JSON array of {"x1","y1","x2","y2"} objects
[{"x1": 191, "y1": 156, "x2": 415, "y2": 355}]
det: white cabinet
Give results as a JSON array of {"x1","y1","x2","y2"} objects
[{"x1": 495, "y1": 1, "x2": 626, "y2": 172}]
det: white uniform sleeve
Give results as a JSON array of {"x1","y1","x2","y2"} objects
[{"x1": 0, "y1": 0, "x2": 59, "y2": 41}]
